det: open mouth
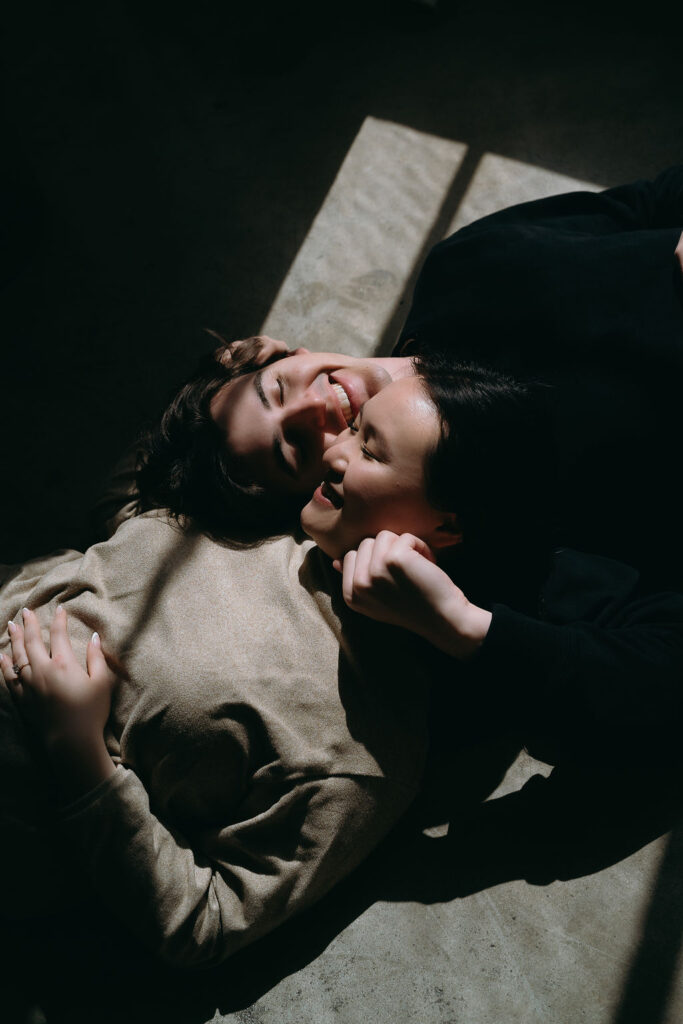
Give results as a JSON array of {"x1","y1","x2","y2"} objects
[
  {"x1": 330, "y1": 381, "x2": 353, "y2": 425},
  {"x1": 321, "y1": 479, "x2": 344, "y2": 508}
]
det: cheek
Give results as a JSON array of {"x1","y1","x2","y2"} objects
[{"x1": 366, "y1": 491, "x2": 434, "y2": 538}]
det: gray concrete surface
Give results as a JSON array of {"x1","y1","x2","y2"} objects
[{"x1": 2, "y1": 2, "x2": 683, "y2": 1022}]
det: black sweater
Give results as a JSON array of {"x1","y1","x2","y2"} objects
[
  {"x1": 395, "y1": 169, "x2": 683, "y2": 754},
  {"x1": 396, "y1": 166, "x2": 683, "y2": 588}
]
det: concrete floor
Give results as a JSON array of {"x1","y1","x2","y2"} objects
[{"x1": 2, "y1": 1, "x2": 683, "y2": 1021}]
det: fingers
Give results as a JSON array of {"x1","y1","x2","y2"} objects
[
  {"x1": 368, "y1": 531, "x2": 396, "y2": 578},
  {"x1": 22, "y1": 608, "x2": 50, "y2": 674},
  {"x1": 2, "y1": 609, "x2": 110, "y2": 695},
  {"x1": 0, "y1": 646, "x2": 24, "y2": 694},
  {"x1": 341, "y1": 550, "x2": 357, "y2": 607},
  {"x1": 86, "y1": 632, "x2": 117, "y2": 690},
  {"x1": 6, "y1": 618, "x2": 33, "y2": 685},
  {"x1": 2, "y1": 617, "x2": 33, "y2": 695},
  {"x1": 339, "y1": 532, "x2": 438, "y2": 613},
  {"x1": 342, "y1": 533, "x2": 399, "y2": 608},
  {"x1": 49, "y1": 605, "x2": 75, "y2": 665},
  {"x1": 353, "y1": 536, "x2": 376, "y2": 584},
  {"x1": 393, "y1": 533, "x2": 437, "y2": 566}
]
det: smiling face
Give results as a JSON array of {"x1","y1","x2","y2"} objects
[
  {"x1": 300, "y1": 376, "x2": 461, "y2": 559},
  {"x1": 209, "y1": 340, "x2": 415, "y2": 496}
]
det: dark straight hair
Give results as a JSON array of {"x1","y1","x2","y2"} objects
[{"x1": 414, "y1": 352, "x2": 556, "y2": 607}]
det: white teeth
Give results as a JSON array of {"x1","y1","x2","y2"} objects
[{"x1": 331, "y1": 382, "x2": 352, "y2": 424}]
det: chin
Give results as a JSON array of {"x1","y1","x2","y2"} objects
[
  {"x1": 301, "y1": 524, "x2": 337, "y2": 560},
  {"x1": 299, "y1": 503, "x2": 314, "y2": 536}
]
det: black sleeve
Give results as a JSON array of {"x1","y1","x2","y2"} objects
[
  {"x1": 395, "y1": 166, "x2": 683, "y2": 356},
  {"x1": 453, "y1": 165, "x2": 683, "y2": 235},
  {"x1": 475, "y1": 549, "x2": 683, "y2": 749},
  {"x1": 595, "y1": 165, "x2": 683, "y2": 230}
]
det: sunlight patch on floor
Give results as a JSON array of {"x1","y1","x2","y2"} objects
[{"x1": 261, "y1": 116, "x2": 601, "y2": 359}]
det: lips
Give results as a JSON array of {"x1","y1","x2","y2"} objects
[{"x1": 321, "y1": 479, "x2": 343, "y2": 508}]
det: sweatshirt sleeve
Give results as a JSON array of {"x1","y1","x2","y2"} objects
[
  {"x1": 476, "y1": 550, "x2": 683, "y2": 743},
  {"x1": 88, "y1": 447, "x2": 140, "y2": 542},
  {"x1": 56, "y1": 765, "x2": 410, "y2": 968}
]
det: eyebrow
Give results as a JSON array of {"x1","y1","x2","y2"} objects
[
  {"x1": 254, "y1": 370, "x2": 297, "y2": 479},
  {"x1": 254, "y1": 369, "x2": 270, "y2": 410}
]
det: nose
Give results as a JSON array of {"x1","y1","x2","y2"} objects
[
  {"x1": 282, "y1": 388, "x2": 327, "y2": 432},
  {"x1": 322, "y1": 428, "x2": 352, "y2": 473}
]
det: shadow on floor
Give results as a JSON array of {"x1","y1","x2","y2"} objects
[{"x1": 3, "y1": 737, "x2": 682, "y2": 1024}]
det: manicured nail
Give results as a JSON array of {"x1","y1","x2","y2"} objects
[
  {"x1": 23, "y1": 608, "x2": 30, "y2": 618},
  {"x1": 91, "y1": 632, "x2": 100, "y2": 647},
  {"x1": 8, "y1": 621, "x2": 15, "y2": 634}
]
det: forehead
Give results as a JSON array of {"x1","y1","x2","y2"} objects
[
  {"x1": 211, "y1": 368, "x2": 263, "y2": 447},
  {"x1": 364, "y1": 377, "x2": 439, "y2": 451}
]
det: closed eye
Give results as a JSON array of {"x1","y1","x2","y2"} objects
[
  {"x1": 349, "y1": 414, "x2": 378, "y2": 459},
  {"x1": 276, "y1": 375, "x2": 285, "y2": 405}
]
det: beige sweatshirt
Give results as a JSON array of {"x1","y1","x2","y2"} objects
[{"x1": 0, "y1": 513, "x2": 430, "y2": 966}]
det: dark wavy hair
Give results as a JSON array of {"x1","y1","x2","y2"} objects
[
  {"x1": 136, "y1": 334, "x2": 304, "y2": 542},
  {"x1": 414, "y1": 352, "x2": 555, "y2": 606}
]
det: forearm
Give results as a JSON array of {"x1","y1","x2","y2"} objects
[
  {"x1": 47, "y1": 733, "x2": 116, "y2": 800},
  {"x1": 59, "y1": 766, "x2": 227, "y2": 966},
  {"x1": 479, "y1": 602, "x2": 683, "y2": 736},
  {"x1": 58, "y1": 768, "x2": 400, "y2": 967}
]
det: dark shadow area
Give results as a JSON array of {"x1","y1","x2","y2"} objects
[
  {"x1": 0, "y1": 825, "x2": 407, "y2": 1024},
  {"x1": 3, "y1": 731, "x2": 682, "y2": 1024},
  {"x1": 1, "y1": 0, "x2": 681, "y2": 562},
  {"x1": 377, "y1": 755, "x2": 683, "y2": 904}
]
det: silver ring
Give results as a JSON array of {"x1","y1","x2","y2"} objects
[{"x1": 12, "y1": 662, "x2": 29, "y2": 677}]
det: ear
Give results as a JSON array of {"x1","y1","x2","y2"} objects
[
  {"x1": 426, "y1": 513, "x2": 462, "y2": 551},
  {"x1": 216, "y1": 335, "x2": 291, "y2": 368}
]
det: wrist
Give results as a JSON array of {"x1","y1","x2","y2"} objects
[
  {"x1": 46, "y1": 732, "x2": 116, "y2": 798},
  {"x1": 431, "y1": 596, "x2": 492, "y2": 661},
  {"x1": 458, "y1": 604, "x2": 493, "y2": 659}
]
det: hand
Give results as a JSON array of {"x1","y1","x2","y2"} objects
[
  {"x1": 0, "y1": 606, "x2": 117, "y2": 794},
  {"x1": 334, "y1": 531, "x2": 492, "y2": 660},
  {"x1": 216, "y1": 334, "x2": 290, "y2": 366}
]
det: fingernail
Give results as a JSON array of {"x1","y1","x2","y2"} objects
[
  {"x1": 91, "y1": 632, "x2": 100, "y2": 647},
  {"x1": 22, "y1": 608, "x2": 30, "y2": 618},
  {"x1": 8, "y1": 621, "x2": 15, "y2": 634}
]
